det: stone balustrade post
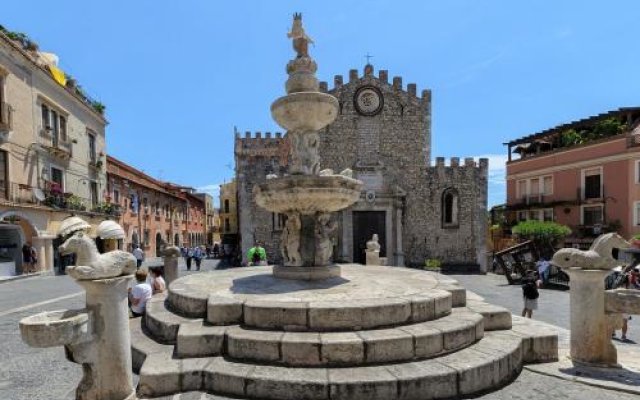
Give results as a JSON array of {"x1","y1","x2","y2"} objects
[
  {"x1": 566, "y1": 268, "x2": 617, "y2": 366},
  {"x1": 162, "y1": 246, "x2": 181, "y2": 285}
]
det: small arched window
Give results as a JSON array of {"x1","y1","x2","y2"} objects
[{"x1": 442, "y1": 188, "x2": 459, "y2": 228}]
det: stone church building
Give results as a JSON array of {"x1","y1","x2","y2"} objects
[{"x1": 235, "y1": 65, "x2": 488, "y2": 271}]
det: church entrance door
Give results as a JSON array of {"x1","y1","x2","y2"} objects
[{"x1": 352, "y1": 211, "x2": 386, "y2": 264}]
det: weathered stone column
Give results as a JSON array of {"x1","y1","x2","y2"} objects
[
  {"x1": 74, "y1": 276, "x2": 136, "y2": 400},
  {"x1": 44, "y1": 237, "x2": 54, "y2": 272},
  {"x1": 566, "y1": 268, "x2": 617, "y2": 366},
  {"x1": 162, "y1": 246, "x2": 181, "y2": 285},
  {"x1": 31, "y1": 236, "x2": 46, "y2": 272}
]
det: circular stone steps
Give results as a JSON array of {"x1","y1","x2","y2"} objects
[
  {"x1": 174, "y1": 309, "x2": 483, "y2": 366},
  {"x1": 138, "y1": 330, "x2": 526, "y2": 400},
  {"x1": 166, "y1": 265, "x2": 467, "y2": 331}
]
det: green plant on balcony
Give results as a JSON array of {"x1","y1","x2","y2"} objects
[
  {"x1": 92, "y1": 102, "x2": 106, "y2": 115},
  {"x1": 560, "y1": 129, "x2": 584, "y2": 147},
  {"x1": 65, "y1": 195, "x2": 86, "y2": 211},
  {"x1": 92, "y1": 202, "x2": 120, "y2": 215}
]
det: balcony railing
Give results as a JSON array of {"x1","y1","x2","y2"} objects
[
  {"x1": 0, "y1": 181, "x2": 120, "y2": 216},
  {"x1": 0, "y1": 102, "x2": 13, "y2": 133}
]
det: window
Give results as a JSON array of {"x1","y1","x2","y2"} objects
[
  {"x1": 529, "y1": 178, "x2": 540, "y2": 195},
  {"x1": 0, "y1": 150, "x2": 7, "y2": 200},
  {"x1": 144, "y1": 229, "x2": 150, "y2": 246},
  {"x1": 224, "y1": 199, "x2": 230, "y2": 213},
  {"x1": 155, "y1": 201, "x2": 160, "y2": 215},
  {"x1": 130, "y1": 194, "x2": 136, "y2": 212},
  {"x1": 225, "y1": 218, "x2": 230, "y2": 232},
  {"x1": 542, "y1": 176, "x2": 553, "y2": 195},
  {"x1": 59, "y1": 116, "x2": 67, "y2": 142},
  {"x1": 88, "y1": 132, "x2": 96, "y2": 163},
  {"x1": 634, "y1": 201, "x2": 640, "y2": 226},
  {"x1": 582, "y1": 167, "x2": 602, "y2": 200},
  {"x1": 442, "y1": 188, "x2": 459, "y2": 228},
  {"x1": 517, "y1": 211, "x2": 527, "y2": 221},
  {"x1": 50, "y1": 166, "x2": 64, "y2": 191},
  {"x1": 517, "y1": 180, "x2": 527, "y2": 200},
  {"x1": 89, "y1": 181, "x2": 98, "y2": 207},
  {"x1": 582, "y1": 205, "x2": 603, "y2": 225},
  {"x1": 41, "y1": 104, "x2": 50, "y2": 129},
  {"x1": 636, "y1": 160, "x2": 640, "y2": 184},
  {"x1": 543, "y1": 208, "x2": 554, "y2": 222},
  {"x1": 50, "y1": 109, "x2": 59, "y2": 146},
  {"x1": 113, "y1": 189, "x2": 120, "y2": 204}
]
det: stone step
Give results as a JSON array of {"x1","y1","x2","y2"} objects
[
  {"x1": 465, "y1": 300, "x2": 512, "y2": 330},
  {"x1": 129, "y1": 317, "x2": 173, "y2": 373},
  {"x1": 138, "y1": 330, "x2": 537, "y2": 400},
  {"x1": 177, "y1": 309, "x2": 483, "y2": 366},
  {"x1": 145, "y1": 294, "x2": 201, "y2": 343}
]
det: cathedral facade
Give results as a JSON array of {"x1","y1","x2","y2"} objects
[{"x1": 235, "y1": 65, "x2": 488, "y2": 271}]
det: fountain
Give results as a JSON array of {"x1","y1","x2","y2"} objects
[
  {"x1": 254, "y1": 12, "x2": 362, "y2": 280},
  {"x1": 133, "y1": 15, "x2": 560, "y2": 400}
]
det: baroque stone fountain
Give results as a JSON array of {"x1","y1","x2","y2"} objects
[{"x1": 254, "y1": 12, "x2": 362, "y2": 280}]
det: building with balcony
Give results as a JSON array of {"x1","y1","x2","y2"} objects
[
  {"x1": 504, "y1": 107, "x2": 640, "y2": 247},
  {"x1": 0, "y1": 27, "x2": 109, "y2": 275}
]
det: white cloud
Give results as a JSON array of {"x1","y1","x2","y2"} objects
[{"x1": 474, "y1": 153, "x2": 508, "y2": 208}]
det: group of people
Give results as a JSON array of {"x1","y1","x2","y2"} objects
[
  {"x1": 128, "y1": 266, "x2": 165, "y2": 318},
  {"x1": 180, "y1": 246, "x2": 206, "y2": 271}
]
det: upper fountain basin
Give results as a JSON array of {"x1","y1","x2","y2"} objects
[
  {"x1": 271, "y1": 92, "x2": 338, "y2": 131},
  {"x1": 254, "y1": 174, "x2": 363, "y2": 215},
  {"x1": 20, "y1": 309, "x2": 91, "y2": 348}
]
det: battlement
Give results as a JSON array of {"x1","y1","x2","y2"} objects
[
  {"x1": 235, "y1": 130, "x2": 284, "y2": 140},
  {"x1": 327, "y1": 64, "x2": 430, "y2": 100},
  {"x1": 433, "y1": 157, "x2": 489, "y2": 170}
]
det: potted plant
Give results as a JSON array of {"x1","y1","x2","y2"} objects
[
  {"x1": 424, "y1": 258, "x2": 442, "y2": 273},
  {"x1": 631, "y1": 234, "x2": 640, "y2": 248},
  {"x1": 92, "y1": 102, "x2": 106, "y2": 115},
  {"x1": 65, "y1": 75, "x2": 77, "y2": 90}
]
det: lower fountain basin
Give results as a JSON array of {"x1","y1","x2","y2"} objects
[
  {"x1": 254, "y1": 174, "x2": 363, "y2": 214},
  {"x1": 20, "y1": 309, "x2": 91, "y2": 348}
]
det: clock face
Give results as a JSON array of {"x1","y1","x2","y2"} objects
[{"x1": 354, "y1": 86, "x2": 383, "y2": 116}]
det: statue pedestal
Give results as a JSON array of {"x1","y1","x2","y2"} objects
[
  {"x1": 163, "y1": 256, "x2": 179, "y2": 285},
  {"x1": 365, "y1": 249, "x2": 381, "y2": 266},
  {"x1": 75, "y1": 276, "x2": 136, "y2": 400},
  {"x1": 566, "y1": 268, "x2": 618, "y2": 367},
  {"x1": 273, "y1": 265, "x2": 341, "y2": 280}
]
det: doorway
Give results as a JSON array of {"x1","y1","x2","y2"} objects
[{"x1": 352, "y1": 211, "x2": 386, "y2": 264}]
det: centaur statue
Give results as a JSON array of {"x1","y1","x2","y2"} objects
[{"x1": 288, "y1": 13, "x2": 314, "y2": 58}]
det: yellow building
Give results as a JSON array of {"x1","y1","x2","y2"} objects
[{"x1": 0, "y1": 28, "x2": 110, "y2": 275}]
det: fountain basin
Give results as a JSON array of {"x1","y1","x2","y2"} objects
[
  {"x1": 20, "y1": 309, "x2": 91, "y2": 348},
  {"x1": 271, "y1": 92, "x2": 338, "y2": 131},
  {"x1": 254, "y1": 175, "x2": 362, "y2": 214}
]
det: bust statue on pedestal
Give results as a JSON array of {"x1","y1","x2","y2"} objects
[{"x1": 365, "y1": 234, "x2": 381, "y2": 266}]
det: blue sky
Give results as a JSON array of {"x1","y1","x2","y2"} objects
[{"x1": 4, "y1": 1, "x2": 640, "y2": 207}]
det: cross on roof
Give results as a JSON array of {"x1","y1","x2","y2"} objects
[{"x1": 365, "y1": 52, "x2": 373, "y2": 65}]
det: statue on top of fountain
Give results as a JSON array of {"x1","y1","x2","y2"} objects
[{"x1": 288, "y1": 13, "x2": 314, "y2": 58}]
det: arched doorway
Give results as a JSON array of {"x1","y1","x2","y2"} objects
[
  {"x1": 174, "y1": 233, "x2": 180, "y2": 246},
  {"x1": 0, "y1": 210, "x2": 39, "y2": 275},
  {"x1": 155, "y1": 232, "x2": 163, "y2": 256}
]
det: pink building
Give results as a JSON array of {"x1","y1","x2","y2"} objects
[{"x1": 504, "y1": 107, "x2": 640, "y2": 248}]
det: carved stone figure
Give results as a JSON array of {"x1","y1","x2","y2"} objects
[
  {"x1": 552, "y1": 232, "x2": 630, "y2": 271},
  {"x1": 59, "y1": 230, "x2": 137, "y2": 280},
  {"x1": 366, "y1": 234, "x2": 381, "y2": 252},
  {"x1": 315, "y1": 213, "x2": 337, "y2": 266},
  {"x1": 319, "y1": 168, "x2": 334, "y2": 176},
  {"x1": 287, "y1": 13, "x2": 314, "y2": 58},
  {"x1": 289, "y1": 131, "x2": 320, "y2": 175},
  {"x1": 282, "y1": 213, "x2": 303, "y2": 266},
  {"x1": 339, "y1": 168, "x2": 353, "y2": 178}
]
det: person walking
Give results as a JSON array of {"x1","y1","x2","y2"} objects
[
  {"x1": 193, "y1": 246, "x2": 203, "y2": 271},
  {"x1": 521, "y1": 271, "x2": 540, "y2": 319},
  {"x1": 21, "y1": 243, "x2": 33, "y2": 274},
  {"x1": 132, "y1": 245, "x2": 144, "y2": 269},
  {"x1": 186, "y1": 246, "x2": 194, "y2": 271}
]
